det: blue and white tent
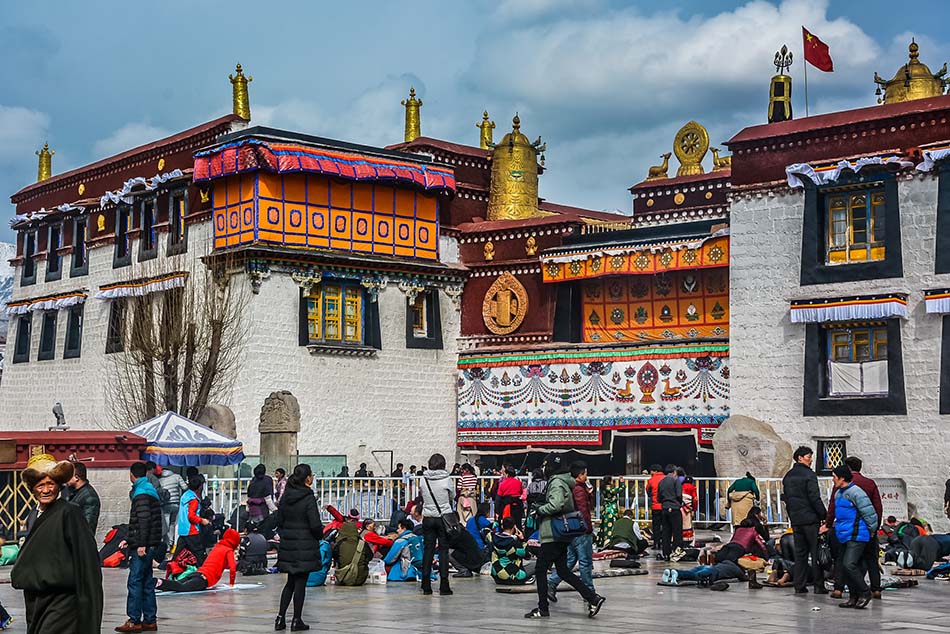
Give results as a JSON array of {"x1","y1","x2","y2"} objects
[{"x1": 129, "y1": 411, "x2": 245, "y2": 467}]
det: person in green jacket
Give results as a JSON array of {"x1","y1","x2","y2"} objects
[
  {"x1": 526, "y1": 453, "x2": 606, "y2": 620},
  {"x1": 727, "y1": 472, "x2": 760, "y2": 528}
]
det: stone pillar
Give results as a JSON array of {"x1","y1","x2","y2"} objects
[{"x1": 259, "y1": 391, "x2": 300, "y2": 473}]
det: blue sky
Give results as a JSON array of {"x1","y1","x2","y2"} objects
[{"x1": 2, "y1": 0, "x2": 949, "y2": 242}]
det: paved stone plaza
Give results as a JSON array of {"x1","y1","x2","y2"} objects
[{"x1": 1, "y1": 558, "x2": 947, "y2": 633}]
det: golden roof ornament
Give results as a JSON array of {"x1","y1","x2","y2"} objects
[
  {"x1": 673, "y1": 121, "x2": 709, "y2": 177},
  {"x1": 645, "y1": 153, "x2": 671, "y2": 180},
  {"x1": 486, "y1": 114, "x2": 546, "y2": 221},
  {"x1": 401, "y1": 87, "x2": 423, "y2": 142},
  {"x1": 874, "y1": 40, "x2": 948, "y2": 105},
  {"x1": 229, "y1": 63, "x2": 253, "y2": 120},
  {"x1": 710, "y1": 147, "x2": 731, "y2": 171},
  {"x1": 35, "y1": 143, "x2": 54, "y2": 182},
  {"x1": 769, "y1": 45, "x2": 794, "y2": 123},
  {"x1": 477, "y1": 111, "x2": 496, "y2": 149}
]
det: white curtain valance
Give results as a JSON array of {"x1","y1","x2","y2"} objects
[
  {"x1": 99, "y1": 169, "x2": 184, "y2": 208},
  {"x1": 790, "y1": 294, "x2": 908, "y2": 323},
  {"x1": 785, "y1": 156, "x2": 913, "y2": 189},
  {"x1": 916, "y1": 148, "x2": 950, "y2": 173},
  {"x1": 5, "y1": 292, "x2": 87, "y2": 315},
  {"x1": 95, "y1": 272, "x2": 188, "y2": 300},
  {"x1": 924, "y1": 290, "x2": 950, "y2": 314}
]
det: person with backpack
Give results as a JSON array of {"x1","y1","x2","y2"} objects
[
  {"x1": 547, "y1": 461, "x2": 595, "y2": 601},
  {"x1": 334, "y1": 513, "x2": 371, "y2": 586},
  {"x1": 383, "y1": 519, "x2": 425, "y2": 582},
  {"x1": 524, "y1": 469, "x2": 547, "y2": 534},
  {"x1": 274, "y1": 464, "x2": 323, "y2": 631},
  {"x1": 526, "y1": 453, "x2": 606, "y2": 620}
]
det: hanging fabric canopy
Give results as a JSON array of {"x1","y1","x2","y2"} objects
[
  {"x1": 925, "y1": 289, "x2": 950, "y2": 314},
  {"x1": 789, "y1": 293, "x2": 908, "y2": 323},
  {"x1": 128, "y1": 411, "x2": 245, "y2": 467}
]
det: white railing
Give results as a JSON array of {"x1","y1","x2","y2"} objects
[{"x1": 207, "y1": 475, "x2": 834, "y2": 530}]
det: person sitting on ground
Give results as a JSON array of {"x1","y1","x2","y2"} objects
[
  {"x1": 467, "y1": 502, "x2": 494, "y2": 553},
  {"x1": 383, "y1": 519, "x2": 425, "y2": 582},
  {"x1": 409, "y1": 501, "x2": 424, "y2": 530},
  {"x1": 157, "y1": 528, "x2": 239, "y2": 592},
  {"x1": 606, "y1": 509, "x2": 649, "y2": 558},
  {"x1": 489, "y1": 518, "x2": 535, "y2": 585},
  {"x1": 449, "y1": 521, "x2": 490, "y2": 578},
  {"x1": 745, "y1": 506, "x2": 771, "y2": 544},
  {"x1": 880, "y1": 515, "x2": 899, "y2": 541},
  {"x1": 237, "y1": 521, "x2": 268, "y2": 576},
  {"x1": 902, "y1": 533, "x2": 950, "y2": 572},
  {"x1": 361, "y1": 518, "x2": 395, "y2": 556},
  {"x1": 305, "y1": 540, "x2": 333, "y2": 587},
  {"x1": 334, "y1": 512, "x2": 371, "y2": 586}
]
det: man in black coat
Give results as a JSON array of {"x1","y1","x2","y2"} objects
[
  {"x1": 781, "y1": 446, "x2": 828, "y2": 595},
  {"x1": 117, "y1": 462, "x2": 164, "y2": 633}
]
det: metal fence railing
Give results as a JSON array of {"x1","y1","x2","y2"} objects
[{"x1": 207, "y1": 475, "x2": 835, "y2": 531}]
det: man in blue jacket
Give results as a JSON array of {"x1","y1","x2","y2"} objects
[{"x1": 830, "y1": 465, "x2": 878, "y2": 609}]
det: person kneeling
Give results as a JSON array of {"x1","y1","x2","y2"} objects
[
  {"x1": 383, "y1": 520, "x2": 425, "y2": 582},
  {"x1": 158, "y1": 529, "x2": 239, "y2": 592}
]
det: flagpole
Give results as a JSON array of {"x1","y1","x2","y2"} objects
[{"x1": 803, "y1": 38, "x2": 810, "y2": 117}]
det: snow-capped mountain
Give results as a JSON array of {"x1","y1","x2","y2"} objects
[{"x1": 0, "y1": 242, "x2": 15, "y2": 344}]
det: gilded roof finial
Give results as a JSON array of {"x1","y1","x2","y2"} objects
[
  {"x1": 487, "y1": 113, "x2": 545, "y2": 221},
  {"x1": 229, "y1": 63, "x2": 253, "y2": 120},
  {"x1": 477, "y1": 111, "x2": 496, "y2": 149},
  {"x1": 35, "y1": 142, "x2": 54, "y2": 182},
  {"x1": 402, "y1": 87, "x2": 423, "y2": 143},
  {"x1": 769, "y1": 45, "x2": 794, "y2": 123},
  {"x1": 874, "y1": 39, "x2": 947, "y2": 104}
]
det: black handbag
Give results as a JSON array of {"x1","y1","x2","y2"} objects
[
  {"x1": 551, "y1": 510, "x2": 587, "y2": 541},
  {"x1": 424, "y1": 477, "x2": 464, "y2": 541},
  {"x1": 817, "y1": 534, "x2": 833, "y2": 569}
]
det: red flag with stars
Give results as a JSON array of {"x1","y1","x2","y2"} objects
[{"x1": 803, "y1": 26, "x2": 834, "y2": 72}]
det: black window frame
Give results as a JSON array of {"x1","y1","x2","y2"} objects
[
  {"x1": 800, "y1": 173, "x2": 903, "y2": 286},
  {"x1": 936, "y1": 162, "x2": 950, "y2": 274},
  {"x1": 63, "y1": 304, "x2": 83, "y2": 359},
  {"x1": 405, "y1": 288, "x2": 443, "y2": 350},
  {"x1": 941, "y1": 315, "x2": 950, "y2": 415},
  {"x1": 139, "y1": 197, "x2": 158, "y2": 261},
  {"x1": 70, "y1": 216, "x2": 89, "y2": 277},
  {"x1": 803, "y1": 319, "x2": 906, "y2": 416},
  {"x1": 12, "y1": 314, "x2": 32, "y2": 364},
  {"x1": 106, "y1": 299, "x2": 125, "y2": 354},
  {"x1": 21, "y1": 230, "x2": 37, "y2": 286},
  {"x1": 167, "y1": 189, "x2": 189, "y2": 256},
  {"x1": 815, "y1": 439, "x2": 848, "y2": 476},
  {"x1": 37, "y1": 311, "x2": 58, "y2": 361},
  {"x1": 552, "y1": 282, "x2": 583, "y2": 343},
  {"x1": 113, "y1": 204, "x2": 133, "y2": 268},
  {"x1": 45, "y1": 223, "x2": 62, "y2": 281}
]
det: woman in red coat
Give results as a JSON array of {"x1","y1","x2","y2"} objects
[{"x1": 681, "y1": 475, "x2": 699, "y2": 545}]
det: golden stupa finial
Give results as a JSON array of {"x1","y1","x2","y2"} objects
[
  {"x1": 229, "y1": 63, "x2": 253, "y2": 120},
  {"x1": 35, "y1": 142, "x2": 54, "y2": 182},
  {"x1": 874, "y1": 39, "x2": 948, "y2": 105},
  {"x1": 769, "y1": 44, "x2": 794, "y2": 123},
  {"x1": 476, "y1": 111, "x2": 496, "y2": 149},
  {"x1": 486, "y1": 113, "x2": 545, "y2": 221},
  {"x1": 401, "y1": 87, "x2": 423, "y2": 143}
]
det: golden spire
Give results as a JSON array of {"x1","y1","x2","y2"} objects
[
  {"x1": 874, "y1": 39, "x2": 948, "y2": 105},
  {"x1": 486, "y1": 113, "x2": 546, "y2": 221},
  {"x1": 35, "y1": 143, "x2": 54, "y2": 182},
  {"x1": 229, "y1": 63, "x2": 253, "y2": 120},
  {"x1": 769, "y1": 45, "x2": 793, "y2": 123},
  {"x1": 401, "y1": 87, "x2": 423, "y2": 142},
  {"x1": 476, "y1": 111, "x2": 496, "y2": 149}
]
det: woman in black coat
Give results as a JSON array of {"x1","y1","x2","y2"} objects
[{"x1": 275, "y1": 464, "x2": 323, "y2": 631}]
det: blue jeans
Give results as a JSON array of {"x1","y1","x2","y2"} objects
[
  {"x1": 677, "y1": 560, "x2": 742, "y2": 583},
  {"x1": 548, "y1": 532, "x2": 594, "y2": 594},
  {"x1": 127, "y1": 550, "x2": 157, "y2": 625}
]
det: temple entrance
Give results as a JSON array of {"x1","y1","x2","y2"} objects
[{"x1": 615, "y1": 433, "x2": 714, "y2": 477}]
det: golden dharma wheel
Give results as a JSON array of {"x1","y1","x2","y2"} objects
[{"x1": 673, "y1": 121, "x2": 709, "y2": 177}]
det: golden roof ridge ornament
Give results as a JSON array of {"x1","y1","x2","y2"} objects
[
  {"x1": 673, "y1": 121, "x2": 709, "y2": 177},
  {"x1": 402, "y1": 87, "x2": 423, "y2": 142},
  {"x1": 874, "y1": 39, "x2": 948, "y2": 105},
  {"x1": 486, "y1": 113, "x2": 546, "y2": 221},
  {"x1": 769, "y1": 45, "x2": 794, "y2": 123},
  {"x1": 230, "y1": 63, "x2": 253, "y2": 120},
  {"x1": 477, "y1": 111, "x2": 496, "y2": 149},
  {"x1": 35, "y1": 142, "x2": 54, "y2": 182}
]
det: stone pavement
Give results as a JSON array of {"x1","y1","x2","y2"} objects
[{"x1": 0, "y1": 558, "x2": 947, "y2": 633}]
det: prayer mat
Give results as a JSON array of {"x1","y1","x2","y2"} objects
[
  {"x1": 157, "y1": 583, "x2": 265, "y2": 596},
  {"x1": 894, "y1": 568, "x2": 926, "y2": 576},
  {"x1": 608, "y1": 559, "x2": 642, "y2": 569},
  {"x1": 656, "y1": 580, "x2": 698, "y2": 587},
  {"x1": 593, "y1": 549, "x2": 628, "y2": 561},
  {"x1": 594, "y1": 568, "x2": 648, "y2": 578}
]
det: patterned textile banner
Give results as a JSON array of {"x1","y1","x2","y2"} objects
[
  {"x1": 541, "y1": 234, "x2": 727, "y2": 283},
  {"x1": 457, "y1": 344, "x2": 729, "y2": 447}
]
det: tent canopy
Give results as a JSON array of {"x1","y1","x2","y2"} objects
[{"x1": 128, "y1": 411, "x2": 245, "y2": 467}]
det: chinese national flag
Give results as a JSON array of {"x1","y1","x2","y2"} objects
[{"x1": 803, "y1": 26, "x2": 834, "y2": 72}]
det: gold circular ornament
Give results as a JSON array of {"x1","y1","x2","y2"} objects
[
  {"x1": 97, "y1": 213, "x2": 106, "y2": 232},
  {"x1": 158, "y1": 158, "x2": 166, "y2": 171},
  {"x1": 705, "y1": 191, "x2": 713, "y2": 200},
  {"x1": 674, "y1": 193, "x2": 685, "y2": 205},
  {"x1": 78, "y1": 183, "x2": 85, "y2": 195},
  {"x1": 672, "y1": 121, "x2": 710, "y2": 177},
  {"x1": 482, "y1": 272, "x2": 528, "y2": 335},
  {"x1": 646, "y1": 198, "x2": 654, "y2": 207}
]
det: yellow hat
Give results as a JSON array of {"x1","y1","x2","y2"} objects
[{"x1": 23, "y1": 453, "x2": 74, "y2": 489}]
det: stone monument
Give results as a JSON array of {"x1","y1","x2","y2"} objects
[
  {"x1": 713, "y1": 415, "x2": 793, "y2": 479},
  {"x1": 259, "y1": 391, "x2": 300, "y2": 472},
  {"x1": 196, "y1": 403, "x2": 237, "y2": 439}
]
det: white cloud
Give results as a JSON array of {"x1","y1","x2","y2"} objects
[
  {"x1": 493, "y1": 0, "x2": 603, "y2": 21},
  {"x1": 0, "y1": 105, "x2": 50, "y2": 164},
  {"x1": 92, "y1": 122, "x2": 172, "y2": 161}
]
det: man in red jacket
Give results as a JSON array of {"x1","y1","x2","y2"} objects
[
  {"x1": 158, "y1": 529, "x2": 239, "y2": 593},
  {"x1": 825, "y1": 456, "x2": 883, "y2": 599},
  {"x1": 645, "y1": 465, "x2": 665, "y2": 559},
  {"x1": 547, "y1": 461, "x2": 596, "y2": 603}
]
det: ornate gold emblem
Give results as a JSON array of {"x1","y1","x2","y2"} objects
[
  {"x1": 705, "y1": 191, "x2": 713, "y2": 200},
  {"x1": 158, "y1": 158, "x2": 166, "y2": 171},
  {"x1": 673, "y1": 193, "x2": 685, "y2": 205},
  {"x1": 483, "y1": 240, "x2": 495, "y2": 261},
  {"x1": 634, "y1": 253, "x2": 650, "y2": 270},
  {"x1": 659, "y1": 251, "x2": 674, "y2": 267},
  {"x1": 78, "y1": 183, "x2": 85, "y2": 196},
  {"x1": 482, "y1": 272, "x2": 528, "y2": 335},
  {"x1": 525, "y1": 236, "x2": 537, "y2": 256},
  {"x1": 590, "y1": 256, "x2": 602, "y2": 272},
  {"x1": 199, "y1": 188, "x2": 210, "y2": 203},
  {"x1": 546, "y1": 262, "x2": 561, "y2": 278},
  {"x1": 646, "y1": 198, "x2": 654, "y2": 207},
  {"x1": 97, "y1": 213, "x2": 105, "y2": 232},
  {"x1": 673, "y1": 121, "x2": 709, "y2": 177},
  {"x1": 610, "y1": 255, "x2": 625, "y2": 270},
  {"x1": 682, "y1": 249, "x2": 698, "y2": 264},
  {"x1": 708, "y1": 245, "x2": 725, "y2": 263}
]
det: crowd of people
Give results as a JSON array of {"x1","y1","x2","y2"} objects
[{"x1": 4, "y1": 448, "x2": 949, "y2": 632}]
